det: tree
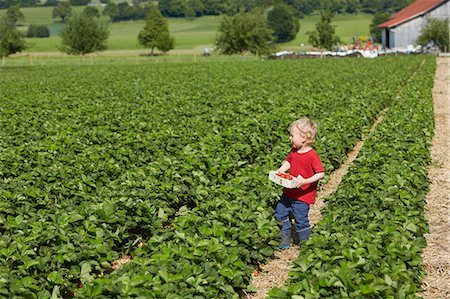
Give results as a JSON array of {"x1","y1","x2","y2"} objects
[
  {"x1": 53, "y1": 1, "x2": 72, "y2": 23},
  {"x1": 223, "y1": 0, "x2": 258, "y2": 15},
  {"x1": 361, "y1": 0, "x2": 411, "y2": 14},
  {"x1": 43, "y1": 0, "x2": 58, "y2": 6},
  {"x1": 59, "y1": 13, "x2": 109, "y2": 55},
  {"x1": 0, "y1": 17, "x2": 26, "y2": 64},
  {"x1": 159, "y1": 0, "x2": 185, "y2": 17},
  {"x1": 369, "y1": 11, "x2": 390, "y2": 43},
  {"x1": 184, "y1": 6, "x2": 196, "y2": 20},
  {"x1": 188, "y1": 0, "x2": 204, "y2": 17},
  {"x1": 345, "y1": 0, "x2": 361, "y2": 14},
  {"x1": 416, "y1": 18, "x2": 450, "y2": 52},
  {"x1": 69, "y1": 0, "x2": 90, "y2": 5},
  {"x1": 83, "y1": 6, "x2": 100, "y2": 18},
  {"x1": 154, "y1": 32, "x2": 175, "y2": 53},
  {"x1": 138, "y1": 8, "x2": 174, "y2": 54},
  {"x1": 215, "y1": 11, "x2": 274, "y2": 56},
  {"x1": 267, "y1": 4, "x2": 299, "y2": 43},
  {"x1": 103, "y1": 2, "x2": 119, "y2": 21},
  {"x1": 5, "y1": 4, "x2": 24, "y2": 26},
  {"x1": 285, "y1": 0, "x2": 315, "y2": 18},
  {"x1": 202, "y1": 0, "x2": 224, "y2": 15},
  {"x1": 117, "y1": 2, "x2": 132, "y2": 20},
  {"x1": 306, "y1": 9, "x2": 340, "y2": 50},
  {"x1": 27, "y1": 24, "x2": 50, "y2": 38}
]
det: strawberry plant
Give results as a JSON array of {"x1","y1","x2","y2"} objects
[
  {"x1": 268, "y1": 56, "x2": 435, "y2": 298},
  {"x1": 0, "y1": 56, "x2": 433, "y2": 297}
]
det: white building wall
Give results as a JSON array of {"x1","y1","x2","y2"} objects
[
  {"x1": 392, "y1": 18, "x2": 424, "y2": 48},
  {"x1": 390, "y1": 1, "x2": 450, "y2": 49}
]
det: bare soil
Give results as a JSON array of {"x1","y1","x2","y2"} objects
[
  {"x1": 13, "y1": 49, "x2": 204, "y2": 57},
  {"x1": 419, "y1": 56, "x2": 450, "y2": 299}
]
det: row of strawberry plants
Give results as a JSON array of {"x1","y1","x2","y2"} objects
[
  {"x1": 72, "y1": 58, "x2": 427, "y2": 298},
  {"x1": 0, "y1": 57, "x2": 426, "y2": 297},
  {"x1": 268, "y1": 56, "x2": 435, "y2": 298}
]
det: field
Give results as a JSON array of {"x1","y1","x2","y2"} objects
[
  {"x1": 0, "y1": 6, "x2": 373, "y2": 52},
  {"x1": 0, "y1": 55, "x2": 436, "y2": 298}
]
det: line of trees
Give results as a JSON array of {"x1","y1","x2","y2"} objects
[
  {"x1": 156, "y1": 0, "x2": 416, "y2": 18},
  {"x1": 2, "y1": 0, "x2": 447, "y2": 61},
  {"x1": 0, "y1": 4, "x2": 177, "y2": 63},
  {"x1": 0, "y1": 0, "x2": 415, "y2": 17}
]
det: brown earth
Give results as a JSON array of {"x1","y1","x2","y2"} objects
[
  {"x1": 419, "y1": 56, "x2": 450, "y2": 299},
  {"x1": 13, "y1": 48, "x2": 205, "y2": 57}
]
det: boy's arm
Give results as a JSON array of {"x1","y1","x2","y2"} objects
[
  {"x1": 295, "y1": 172, "x2": 325, "y2": 188},
  {"x1": 276, "y1": 161, "x2": 290, "y2": 174}
]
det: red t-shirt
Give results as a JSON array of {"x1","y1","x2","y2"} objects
[{"x1": 283, "y1": 148, "x2": 325, "y2": 204}]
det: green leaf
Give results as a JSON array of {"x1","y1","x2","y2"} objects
[
  {"x1": 158, "y1": 208, "x2": 168, "y2": 222},
  {"x1": 51, "y1": 285, "x2": 61, "y2": 299},
  {"x1": 24, "y1": 259, "x2": 40, "y2": 269},
  {"x1": 360, "y1": 284, "x2": 376, "y2": 295},
  {"x1": 80, "y1": 263, "x2": 94, "y2": 284},
  {"x1": 405, "y1": 222, "x2": 418, "y2": 233},
  {"x1": 258, "y1": 247, "x2": 273, "y2": 257},
  {"x1": 384, "y1": 274, "x2": 393, "y2": 286},
  {"x1": 47, "y1": 271, "x2": 64, "y2": 284}
]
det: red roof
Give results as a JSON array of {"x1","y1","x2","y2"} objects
[{"x1": 377, "y1": 0, "x2": 447, "y2": 28}]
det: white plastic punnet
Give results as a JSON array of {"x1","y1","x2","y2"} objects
[{"x1": 268, "y1": 171, "x2": 298, "y2": 189}]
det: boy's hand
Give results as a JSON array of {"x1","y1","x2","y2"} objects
[{"x1": 294, "y1": 174, "x2": 306, "y2": 188}]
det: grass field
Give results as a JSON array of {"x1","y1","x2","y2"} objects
[{"x1": 0, "y1": 6, "x2": 373, "y2": 53}]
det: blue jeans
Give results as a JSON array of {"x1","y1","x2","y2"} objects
[{"x1": 274, "y1": 193, "x2": 310, "y2": 241}]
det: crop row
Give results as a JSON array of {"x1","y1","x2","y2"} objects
[
  {"x1": 0, "y1": 56, "x2": 430, "y2": 297},
  {"x1": 268, "y1": 57, "x2": 435, "y2": 298}
]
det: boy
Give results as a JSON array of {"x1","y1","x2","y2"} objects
[{"x1": 275, "y1": 117, "x2": 325, "y2": 249}]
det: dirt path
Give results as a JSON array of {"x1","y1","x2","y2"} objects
[
  {"x1": 13, "y1": 48, "x2": 205, "y2": 57},
  {"x1": 419, "y1": 56, "x2": 450, "y2": 298}
]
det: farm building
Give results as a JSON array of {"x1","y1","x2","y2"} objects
[{"x1": 378, "y1": 0, "x2": 450, "y2": 49}]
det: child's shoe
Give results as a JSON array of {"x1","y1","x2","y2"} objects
[{"x1": 278, "y1": 229, "x2": 291, "y2": 249}]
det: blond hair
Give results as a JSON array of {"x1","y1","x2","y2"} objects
[{"x1": 290, "y1": 117, "x2": 318, "y2": 145}]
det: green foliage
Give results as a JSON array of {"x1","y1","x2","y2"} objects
[
  {"x1": 0, "y1": 56, "x2": 435, "y2": 297},
  {"x1": 267, "y1": 55, "x2": 435, "y2": 299},
  {"x1": 59, "y1": 12, "x2": 109, "y2": 55},
  {"x1": 416, "y1": 17, "x2": 450, "y2": 52},
  {"x1": 26, "y1": 24, "x2": 50, "y2": 37},
  {"x1": 52, "y1": 1, "x2": 72, "y2": 23},
  {"x1": 0, "y1": 17, "x2": 26, "y2": 59},
  {"x1": 102, "y1": 1, "x2": 151, "y2": 22},
  {"x1": 159, "y1": 0, "x2": 186, "y2": 17},
  {"x1": 370, "y1": 11, "x2": 390, "y2": 42},
  {"x1": 102, "y1": 1, "x2": 119, "y2": 20},
  {"x1": 138, "y1": 7, "x2": 174, "y2": 54},
  {"x1": 82, "y1": 6, "x2": 100, "y2": 19},
  {"x1": 5, "y1": 4, "x2": 24, "y2": 25},
  {"x1": 285, "y1": 0, "x2": 316, "y2": 18},
  {"x1": 307, "y1": 8, "x2": 340, "y2": 50},
  {"x1": 215, "y1": 11, "x2": 274, "y2": 56},
  {"x1": 361, "y1": 0, "x2": 413, "y2": 14},
  {"x1": 267, "y1": 3, "x2": 299, "y2": 43},
  {"x1": 69, "y1": 0, "x2": 89, "y2": 6}
]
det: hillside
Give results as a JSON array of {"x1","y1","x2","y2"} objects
[{"x1": 0, "y1": 6, "x2": 373, "y2": 53}]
